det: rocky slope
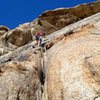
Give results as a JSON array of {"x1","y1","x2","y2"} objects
[{"x1": 0, "y1": 1, "x2": 100, "y2": 100}]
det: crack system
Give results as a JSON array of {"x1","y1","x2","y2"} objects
[{"x1": 37, "y1": 47, "x2": 46, "y2": 100}]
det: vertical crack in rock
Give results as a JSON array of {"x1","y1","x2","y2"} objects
[
  {"x1": 39, "y1": 48, "x2": 46, "y2": 100},
  {"x1": 93, "y1": 96, "x2": 99, "y2": 100},
  {"x1": 16, "y1": 89, "x2": 20, "y2": 100}
]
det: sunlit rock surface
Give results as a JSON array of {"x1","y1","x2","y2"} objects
[
  {"x1": 0, "y1": 45, "x2": 42, "y2": 100},
  {"x1": 44, "y1": 20, "x2": 100, "y2": 100},
  {"x1": 34, "y1": 1, "x2": 100, "y2": 34},
  {"x1": 0, "y1": 1, "x2": 100, "y2": 100}
]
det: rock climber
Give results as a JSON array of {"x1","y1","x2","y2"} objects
[
  {"x1": 35, "y1": 32, "x2": 45, "y2": 47},
  {"x1": 32, "y1": 31, "x2": 47, "y2": 52}
]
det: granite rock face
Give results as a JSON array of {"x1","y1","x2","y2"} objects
[
  {"x1": 32, "y1": 1, "x2": 100, "y2": 34},
  {"x1": 0, "y1": 45, "x2": 42, "y2": 100},
  {"x1": 43, "y1": 18, "x2": 100, "y2": 100},
  {"x1": 0, "y1": 1, "x2": 100, "y2": 100}
]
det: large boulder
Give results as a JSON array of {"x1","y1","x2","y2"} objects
[
  {"x1": 7, "y1": 28, "x2": 32, "y2": 46},
  {"x1": 6, "y1": 23, "x2": 32, "y2": 47},
  {"x1": 43, "y1": 23, "x2": 100, "y2": 99},
  {"x1": 0, "y1": 23, "x2": 33, "y2": 56}
]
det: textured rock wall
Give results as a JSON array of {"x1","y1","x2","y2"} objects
[
  {"x1": 0, "y1": 1, "x2": 100, "y2": 100},
  {"x1": 43, "y1": 21, "x2": 100, "y2": 100},
  {"x1": 0, "y1": 44, "x2": 42, "y2": 100},
  {"x1": 37, "y1": 1, "x2": 100, "y2": 34}
]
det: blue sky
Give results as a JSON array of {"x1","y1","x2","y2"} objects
[{"x1": 0, "y1": 0, "x2": 96, "y2": 29}]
